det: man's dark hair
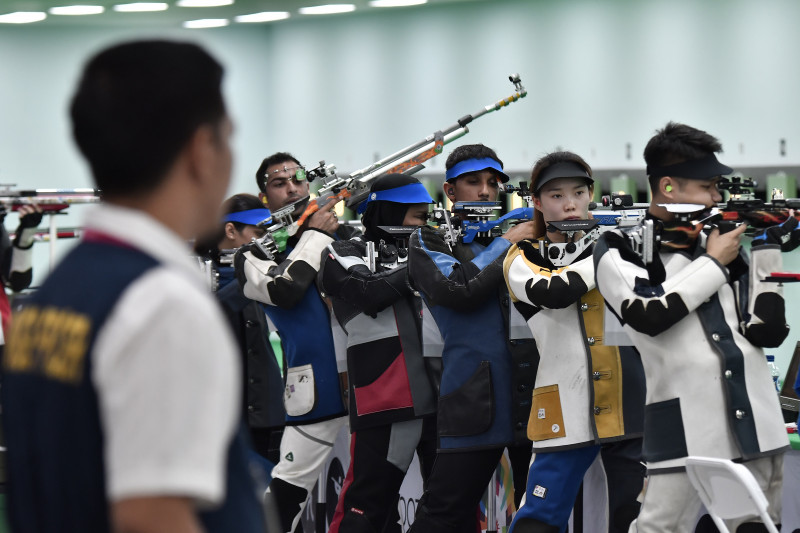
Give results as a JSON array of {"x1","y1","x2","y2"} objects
[
  {"x1": 70, "y1": 40, "x2": 226, "y2": 198},
  {"x1": 644, "y1": 122, "x2": 723, "y2": 191},
  {"x1": 445, "y1": 144, "x2": 504, "y2": 171},
  {"x1": 255, "y1": 152, "x2": 303, "y2": 194}
]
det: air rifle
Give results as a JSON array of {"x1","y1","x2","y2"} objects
[
  {"x1": 296, "y1": 74, "x2": 528, "y2": 226},
  {"x1": 522, "y1": 193, "x2": 650, "y2": 266},
  {"x1": 458, "y1": 203, "x2": 534, "y2": 244},
  {"x1": 218, "y1": 196, "x2": 307, "y2": 265},
  {"x1": 589, "y1": 179, "x2": 800, "y2": 232},
  {"x1": 589, "y1": 194, "x2": 649, "y2": 228},
  {"x1": 538, "y1": 219, "x2": 603, "y2": 267},
  {"x1": 429, "y1": 184, "x2": 535, "y2": 249},
  {"x1": 364, "y1": 226, "x2": 417, "y2": 272},
  {"x1": 0, "y1": 185, "x2": 100, "y2": 213},
  {"x1": 552, "y1": 194, "x2": 650, "y2": 264},
  {"x1": 714, "y1": 176, "x2": 800, "y2": 230}
]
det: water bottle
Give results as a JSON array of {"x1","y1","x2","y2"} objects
[{"x1": 766, "y1": 355, "x2": 781, "y2": 393}]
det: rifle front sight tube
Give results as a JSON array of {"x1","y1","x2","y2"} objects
[{"x1": 352, "y1": 127, "x2": 468, "y2": 189}]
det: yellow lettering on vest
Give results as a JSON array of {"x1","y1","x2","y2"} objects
[
  {"x1": 5, "y1": 305, "x2": 91, "y2": 385},
  {"x1": 5, "y1": 307, "x2": 39, "y2": 372},
  {"x1": 58, "y1": 312, "x2": 90, "y2": 383}
]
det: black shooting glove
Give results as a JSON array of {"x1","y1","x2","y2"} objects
[
  {"x1": 19, "y1": 209, "x2": 43, "y2": 229},
  {"x1": 752, "y1": 216, "x2": 800, "y2": 252},
  {"x1": 14, "y1": 209, "x2": 44, "y2": 249}
]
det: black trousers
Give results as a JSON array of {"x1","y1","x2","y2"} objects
[
  {"x1": 600, "y1": 439, "x2": 646, "y2": 533},
  {"x1": 409, "y1": 447, "x2": 506, "y2": 533},
  {"x1": 329, "y1": 417, "x2": 437, "y2": 533},
  {"x1": 250, "y1": 426, "x2": 284, "y2": 465}
]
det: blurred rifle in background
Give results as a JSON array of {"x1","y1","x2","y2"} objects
[{"x1": 0, "y1": 185, "x2": 100, "y2": 214}]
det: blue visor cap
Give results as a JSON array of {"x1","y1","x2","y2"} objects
[
  {"x1": 445, "y1": 157, "x2": 510, "y2": 183},
  {"x1": 223, "y1": 208, "x2": 272, "y2": 226},
  {"x1": 357, "y1": 182, "x2": 434, "y2": 214}
]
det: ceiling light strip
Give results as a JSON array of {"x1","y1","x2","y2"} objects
[
  {"x1": 298, "y1": 4, "x2": 356, "y2": 15},
  {"x1": 0, "y1": 11, "x2": 47, "y2": 23},
  {"x1": 113, "y1": 2, "x2": 169, "y2": 12},
  {"x1": 183, "y1": 18, "x2": 229, "y2": 28},
  {"x1": 368, "y1": 0, "x2": 427, "y2": 7},
  {"x1": 177, "y1": 0, "x2": 234, "y2": 7},
  {"x1": 50, "y1": 5, "x2": 106, "y2": 15},
  {"x1": 234, "y1": 11, "x2": 290, "y2": 23}
]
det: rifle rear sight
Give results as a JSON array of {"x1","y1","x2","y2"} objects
[
  {"x1": 306, "y1": 161, "x2": 339, "y2": 185},
  {"x1": 452, "y1": 201, "x2": 503, "y2": 219},
  {"x1": 500, "y1": 182, "x2": 532, "y2": 205},
  {"x1": 718, "y1": 176, "x2": 756, "y2": 197},
  {"x1": 600, "y1": 193, "x2": 634, "y2": 208}
]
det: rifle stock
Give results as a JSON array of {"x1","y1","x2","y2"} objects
[{"x1": 719, "y1": 199, "x2": 800, "y2": 229}]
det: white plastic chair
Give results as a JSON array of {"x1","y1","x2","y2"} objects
[{"x1": 685, "y1": 456, "x2": 780, "y2": 533}]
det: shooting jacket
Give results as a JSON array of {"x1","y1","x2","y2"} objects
[
  {"x1": 504, "y1": 240, "x2": 645, "y2": 451},
  {"x1": 0, "y1": 221, "x2": 38, "y2": 338},
  {"x1": 236, "y1": 225, "x2": 359, "y2": 425},
  {"x1": 408, "y1": 225, "x2": 538, "y2": 451},
  {"x1": 318, "y1": 236, "x2": 437, "y2": 431},
  {"x1": 594, "y1": 220, "x2": 790, "y2": 472},
  {"x1": 215, "y1": 265, "x2": 286, "y2": 431}
]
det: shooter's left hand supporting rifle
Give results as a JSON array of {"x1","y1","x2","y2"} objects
[{"x1": 296, "y1": 74, "x2": 527, "y2": 225}]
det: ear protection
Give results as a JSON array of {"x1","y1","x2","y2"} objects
[{"x1": 665, "y1": 184, "x2": 673, "y2": 192}]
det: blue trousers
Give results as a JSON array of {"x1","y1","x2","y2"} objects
[{"x1": 510, "y1": 440, "x2": 644, "y2": 533}]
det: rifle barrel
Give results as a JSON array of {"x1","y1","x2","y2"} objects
[
  {"x1": 347, "y1": 75, "x2": 525, "y2": 183},
  {"x1": 0, "y1": 196, "x2": 100, "y2": 205}
]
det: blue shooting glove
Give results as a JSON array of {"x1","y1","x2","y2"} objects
[{"x1": 752, "y1": 215, "x2": 800, "y2": 252}]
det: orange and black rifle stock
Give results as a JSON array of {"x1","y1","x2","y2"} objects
[
  {"x1": 716, "y1": 176, "x2": 800, "y2": 230},
  {"x1": 295, "y1": 73, "x2": 527, "y2": 226}
]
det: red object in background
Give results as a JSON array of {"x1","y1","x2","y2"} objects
[
  {"x1": 769, "y1": 272, "x2": 800, "y2": 280},
  {"x1": 10, "y1": 203, "x2": 69, "y2": 213},
  {"x1": 11, "y1": 204, "x2": 69, "y2": 213}
]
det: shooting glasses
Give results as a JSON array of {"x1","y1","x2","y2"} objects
[{"x1": 263, "y1": 165, "x2": 307, "y2": 188}]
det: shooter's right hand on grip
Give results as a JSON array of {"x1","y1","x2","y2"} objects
[
  {"x1": 296, "y1": 189, "x2": 341, "y2": 227},
  {"x1": 308, "y1": 196, "x2": 341, "y2": 235}
]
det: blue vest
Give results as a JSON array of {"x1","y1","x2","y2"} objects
[
  {"x1": 261, "y1": 237, "x2": 346, "y2": 425},
  {"x1": 2, "y1": 239, "x2": 264, "y2": 533},
  {"x1": 418, "y1": 237, "x2": 515, "y2": 450},
  {"x1": 262, "y1": 277, "x2": 346, "y2": 424}
]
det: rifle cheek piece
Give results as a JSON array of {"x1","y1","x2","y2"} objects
[{"x1": 540, "y1": 225, "x2": 601, "y2": 267}]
